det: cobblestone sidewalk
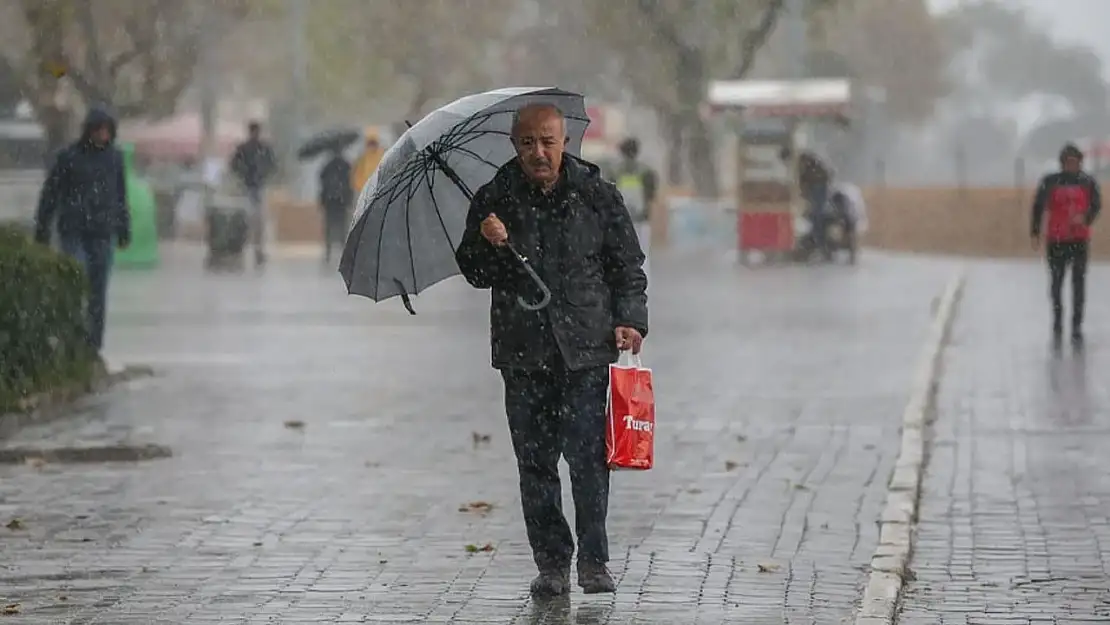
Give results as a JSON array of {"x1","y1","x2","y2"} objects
[
  {"x1": 899, "y1": 262, "x2": 1110, "y2": 625},
  {"x1": 0, "y1": 248, "x2": 955, "y2": 624}
]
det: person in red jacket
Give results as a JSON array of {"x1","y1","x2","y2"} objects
[{"x1": 1031, "y1": 143, "x2": 1102, "y2": 343}]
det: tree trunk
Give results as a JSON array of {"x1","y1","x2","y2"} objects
[
  {"x1": 685, "y1": 114, "x2": 719, "y2": 198},
  {"x1": 675, "y1": 46, "x2": 718, "y2": 198},
  {"x1": 661, "y1": 111, "x2": 684, "y2": 186},
  {"x1": 37, "y1": 104, "x2": 72, "y2": 168}
]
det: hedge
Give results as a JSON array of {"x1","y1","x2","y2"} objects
[{"x1": 0, "y1": 224, "x2": 97, "y2": 413}]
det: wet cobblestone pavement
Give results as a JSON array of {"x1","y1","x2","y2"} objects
[
  {"x1": 0, "y1": 246, "x2": 956, "y2": 624},
  {"x1": 899, "y1": 262, "x2": 1110, "y2": 625}
]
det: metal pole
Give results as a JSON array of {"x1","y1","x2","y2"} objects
[
  {"x1": 784, "y1": 0, "x2": 808, "y2": 225},
  {"x1": 288, "y1": 0, "x2": 309, "y2": 200},
  {"x1": 197, "y1": 5, "x2": 221, "y2": 216}
]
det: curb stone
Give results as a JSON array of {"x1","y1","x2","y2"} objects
[
  {"x1": 0, "y1": 443, "x2": 173, "y2": 464},
  {"x1": 0, "y1": 363, "x2": 156, "y2": 440},
  {"x1": 853, "y1": 269, "x2": 965, "y2": 625}
]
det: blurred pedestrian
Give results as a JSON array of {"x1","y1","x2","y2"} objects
[
  {"x1": 610, "y1": 137, "x2": 657, "y2": 275},
  {"x1": 1031, "y1": 142, "x2": 1102, "y2": 344},
  {"x1": 318, "y1": 147, "x2": 353, "y2": 265},
  {"x1": 34, "y1": 107, "x2": 131, "y2": 354},
  {"x1": 350, "y1": 128, "x2": 385, "y2": 196},
  {"x1": 229, "y1": 121, "x2": 277, "y2": 267},
  {"x1": 455, "y1": 103, "x2": 648, "y2": 598}
]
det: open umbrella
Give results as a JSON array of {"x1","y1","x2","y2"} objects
[
  {"x1": 338, "y1": 87, "x2": 590, "y2": 314},
  {"x1": 297, "y1": 128, "x2": 362, "y2": 161}
]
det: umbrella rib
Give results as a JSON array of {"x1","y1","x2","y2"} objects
[
  {"x1": 370, "y1": 154, "x2": 431, "y2": 301},
  {"x1": 403, "y1": 164, "x2": 421, "y2": 303},
  {"x1": 417, "y1": 154, "x2": 461, "y2": 271},
  {"x1": 445, "y1": 144, "x2": 501, "y2": 171}
]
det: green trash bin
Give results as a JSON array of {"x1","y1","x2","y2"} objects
[{"x1": 114, "y1": 143, "x2": 159, "y2": 269}]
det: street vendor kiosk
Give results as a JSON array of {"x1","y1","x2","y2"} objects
[{"x1": 706, "y1": 79, "x2": 851, "y2": 264}]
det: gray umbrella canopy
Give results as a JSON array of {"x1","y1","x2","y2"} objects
[{"x1": 338, "y1": 87, "x2": 589, "y2": 311}]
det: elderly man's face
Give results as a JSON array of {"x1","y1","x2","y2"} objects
[
  {"x1": 1063, "y1": 155, "x2": 1082, "y2": 173},
  {"x1": 512, "y1": 108, "x2": 567, "y2": 186}
]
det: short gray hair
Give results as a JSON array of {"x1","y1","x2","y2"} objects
[{"x1": 510, "y1": 103, "x2": 566, "y2": 137}]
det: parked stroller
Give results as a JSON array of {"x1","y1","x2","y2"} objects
[{"x1": 203, "y1": 175, "x2": 251, "y2": 271}]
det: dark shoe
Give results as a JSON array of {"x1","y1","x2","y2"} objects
[
  {"x1": 577, "y1": 562, "x2": 616, "y2": 594},
  {"x1": 1072, "y1": 328, "x2": 1085, "y2": 345},
  {"x1": 1053, "y1": 318, "x2": 1064, "y2": 339},
  {"x1": 529, "y1": 568, "x2": 570, "y2": 598}
]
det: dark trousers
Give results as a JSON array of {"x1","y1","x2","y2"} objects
[
  {"x1": 322, "y1": 208, "x2": 349, "y2": 263},
  {"x1": 1047, "y1": 241, "x2": 1089, "y2": 330},
  {"x1": 501, "y1": 361, "x2": 610, "y2": 570},
  {"x1": 59, "y1": 233, "x2": 114, "y2": 351}
]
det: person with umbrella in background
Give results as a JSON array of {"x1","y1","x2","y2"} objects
[
  {"x1": 229, "y1": 121, "x2": 277, "y2": 267},
  {"x1": 455, "y1": 103, "x2": 648, "y2": 598},
  {"x1": 350, "y1": 128, "x2": 385, "y2": 196},
  {"x1": 298, "y1": 127, "x2": 361, "y2": 266},
  {"x1": 1031, "y1": 142, "x2": 1102, "y2": 345},
  {"x1": 34, "y1": 107, "x2": 131, "y2": 355},
  {"x1": 318, "y1": 147, "x2": 353, "y2": 265}
]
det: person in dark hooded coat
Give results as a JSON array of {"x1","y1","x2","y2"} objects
[{"x1": 34, "y1": 107, "x2": 131, "y2": 353}]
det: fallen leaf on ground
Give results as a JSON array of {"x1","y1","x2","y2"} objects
[
  {"x1": 757, "y1": 562, "x2": 780, "y2": 573},
  {"x1": 283, "y1": 420, "x2": 305, "y2": 429},
  {"x1": 5, "y1": 518, "x2": 24, "y2": 530},
  {"x1": 1, "y1": 604, "x2": 19, "y2": 615},
  {"x1": 464, "y1": 542, "x2": 495, "y2": 553},
  {"x1": 458, "y1": 501, "x2": 494, "y2": 514},
  {"x1": 687, "y1": 488, "x2": 703, "y2": 494},
  {"x1": 24, "y1": 457, "x2": 46, "y2": 469},
  {"x1": 364, "y1": 461, "x2": 380, "y2": 468},
  {"x1": 736, "y1": 434, "x2": 747, "y2": 442},
  {"x1": 793, "y1": 483, "x2": 809, "y2": 491},
  {"x1": 471, "y1": 432, "x2": 491, "y2": 446},
  {"x1": 724, "y1": 461, "x2": 740, "y2": 471}
]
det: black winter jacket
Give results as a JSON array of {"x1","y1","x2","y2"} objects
[
  {"x1": 34, "y1": 108, "x2": 130, "y2": 243},
  {"x1": 456, "y1": 156, "x2": 648, "y2": 371}
]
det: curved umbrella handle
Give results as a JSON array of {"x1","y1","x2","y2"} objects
[{"x1": 506, "y1": 243, "x2": 552, "y2": 311}]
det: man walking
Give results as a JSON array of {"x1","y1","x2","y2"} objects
[
  {"x1": 608, "y1": 137, "x2": 657, "y2": 277},
  {"x1": 230, "y1": 121, "x2": 277, "y2": 267},
  {"x1": 455, "y1": 103, "x2": 648, "y2": 598},
  {"x1": 34, "y1": 107, "x2": 131, "y2": 354},
  {"x1": 1031, "y1": 143, "x2": 1102, "y2": 344},
  {"x1": 318, "y1": 147, "x2": 353, "y2": 265}
]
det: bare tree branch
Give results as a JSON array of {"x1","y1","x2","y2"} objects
[
  {"x1": 633, "y1": 0, "x2": 686, "y2": 51},
  {"x1": 731, "y1": 0, "x2": 786, "y2": 79}
]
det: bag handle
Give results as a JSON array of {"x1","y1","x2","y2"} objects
[{"x1": 618, "y1": 350, "x2": 643, "y2": 368}]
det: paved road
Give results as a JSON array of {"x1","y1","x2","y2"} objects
[
  {"x1": 899, "y1": 261, "x2": 1110, "y2": 625},
  {"x1": 0, "y1": 245, "x2": 955, "y2": 624}
]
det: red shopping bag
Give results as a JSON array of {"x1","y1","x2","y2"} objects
[{"x1": 606, "y1": 353, "x2": 655, "y2": 470}]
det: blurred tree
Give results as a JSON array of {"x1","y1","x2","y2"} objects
[
  {"x1": 0, "y1": 0, "x2": 251, "y2": 154},
  {"x1": 938, "y1": 1, "x2": 1108, "y2": 117},
  {"x1": 580, "y1": 0, "x2": 790, "y2": 196},
  {"x1": 250, "y1": 0, "x2": 515, "y2": 122},
  {"x1": 813, "y1": 0, "x2": 950, "y2": 125}
]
